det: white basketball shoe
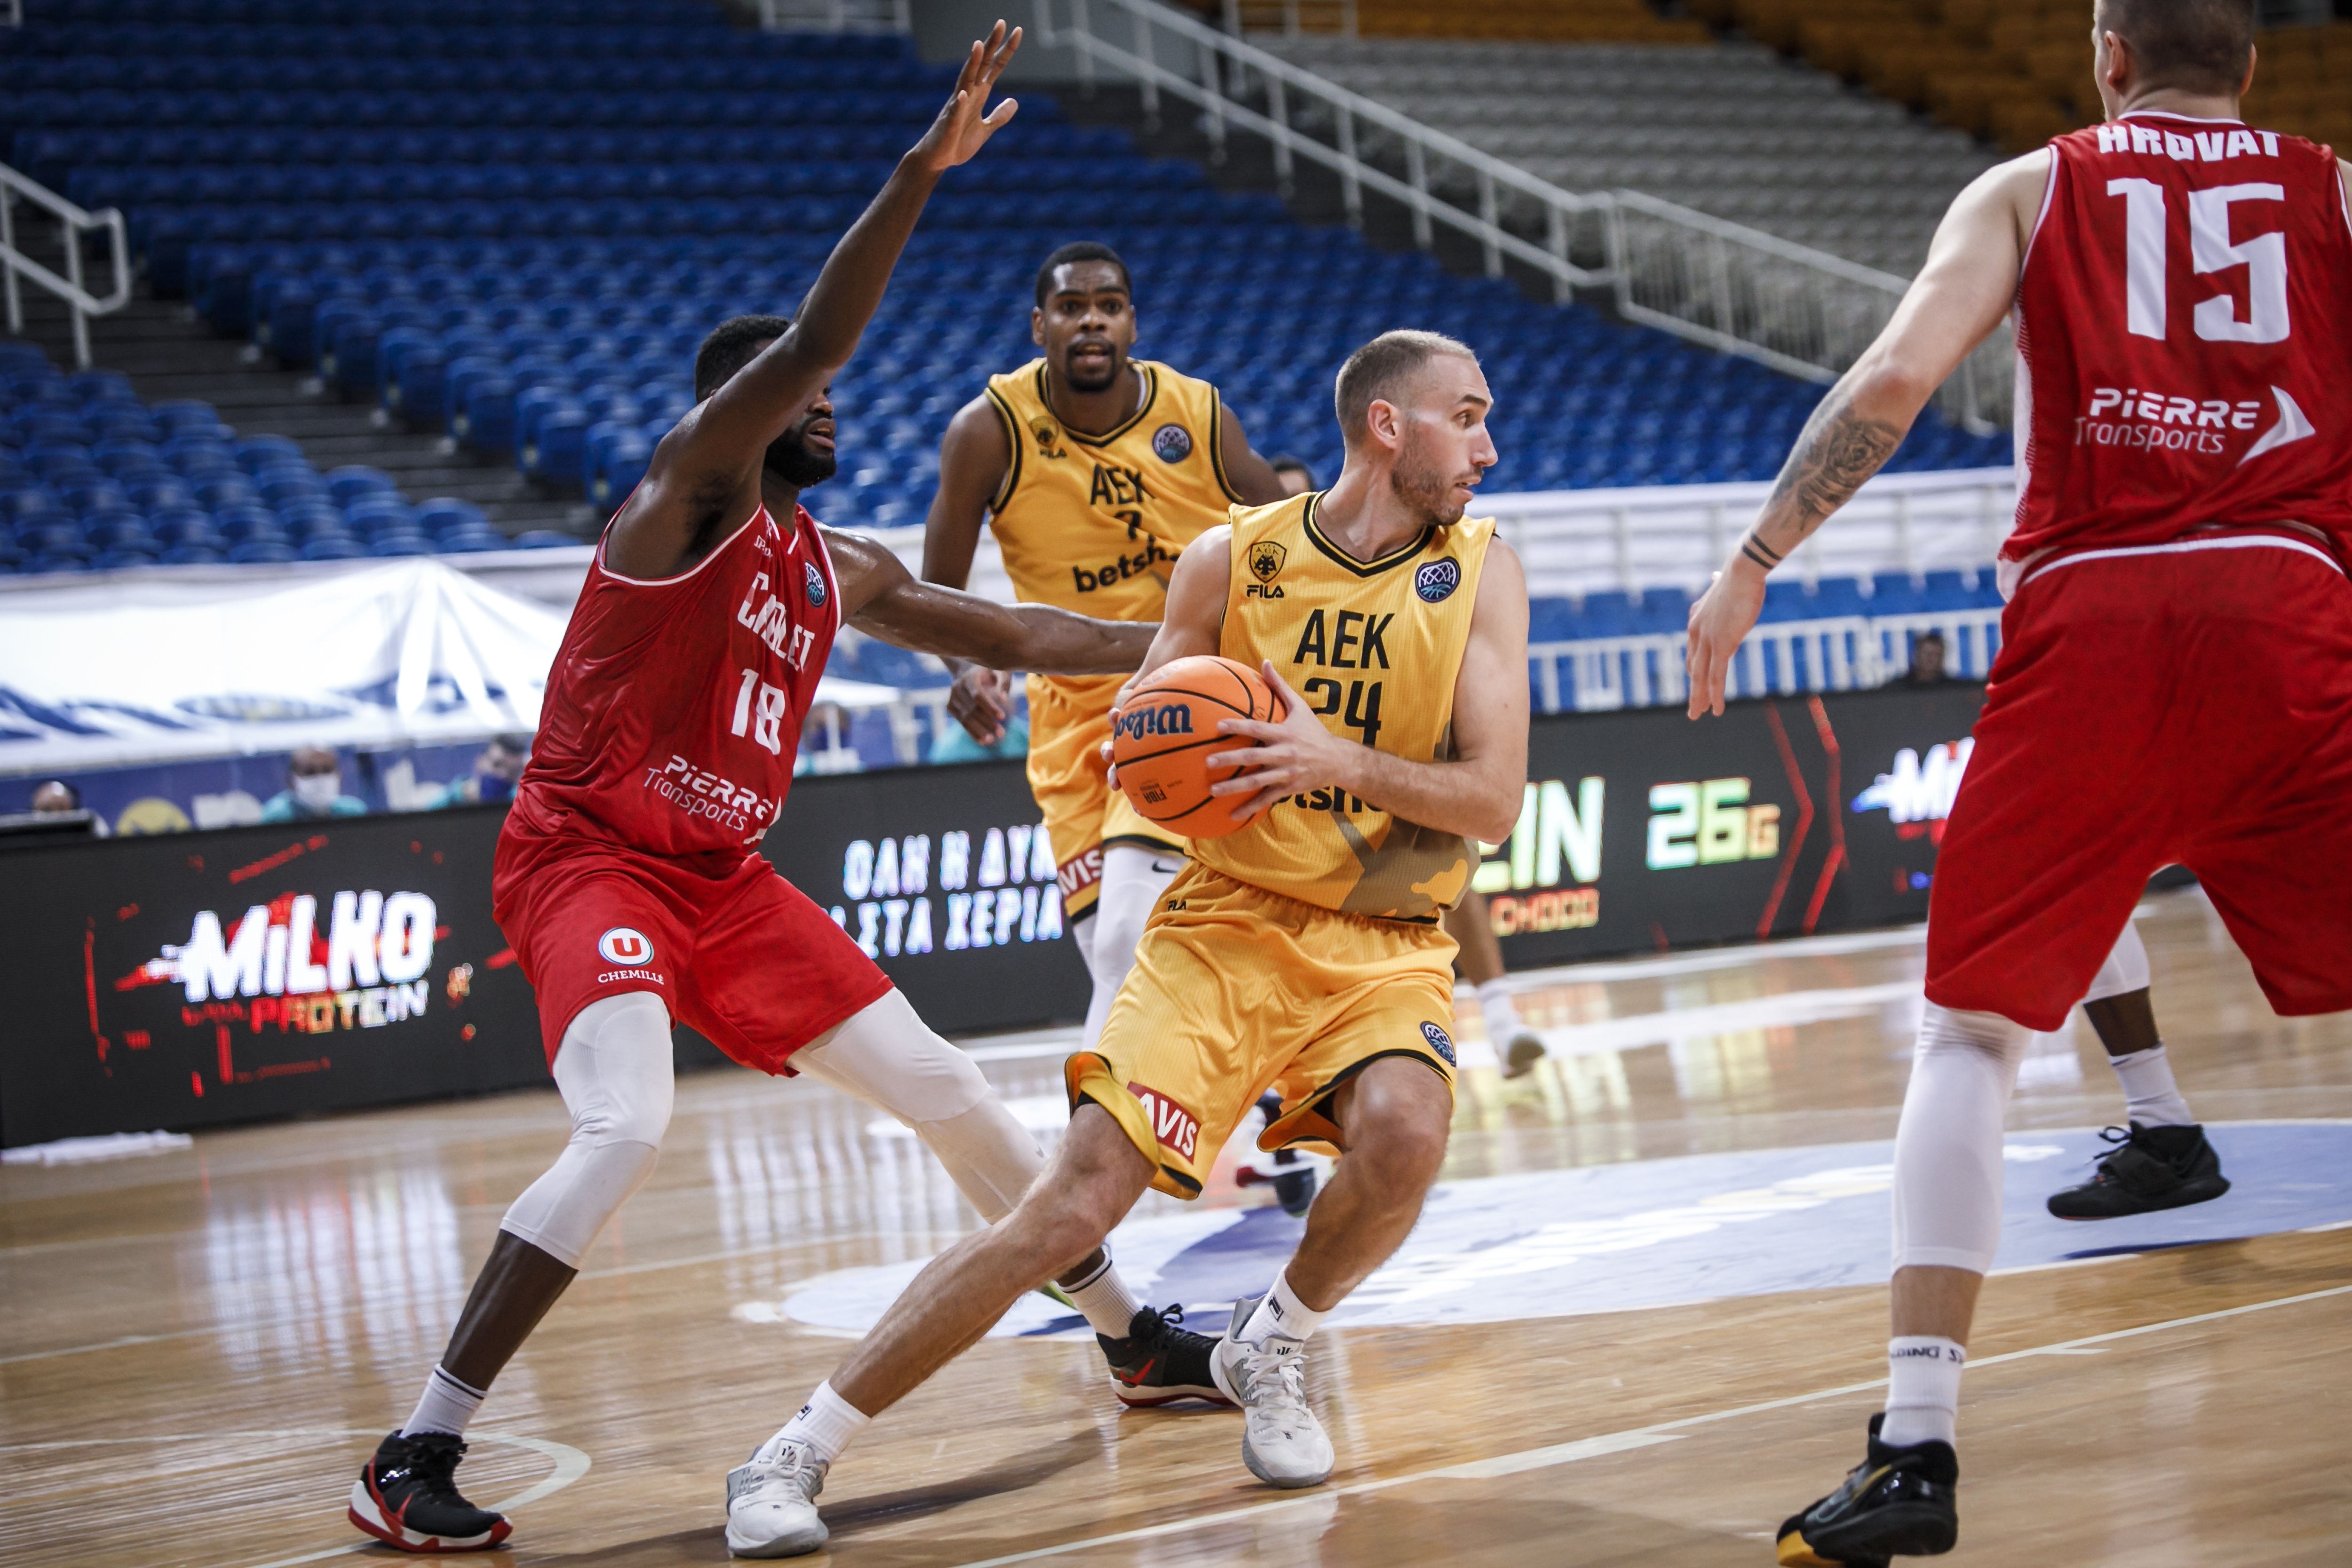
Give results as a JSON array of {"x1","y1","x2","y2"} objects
[
  {"x1": 1210, "y1": 1294, "x2": 1335, "y2": 1488},
  {"x1": 724, "y1": 1435, "x2": 828, "y2": 1559}
]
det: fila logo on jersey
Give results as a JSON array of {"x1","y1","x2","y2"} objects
[
  {"x1": 1127, "y1": 1081, "x2": 1202, "y2": 1160},
  {"x1": 1420, "y1": 1020, "x2": 1458, "y2": 1066},
  {"x1": 598, "y1": 927, "x2": 654, "y2": 966},
  {"x1": 1152, "y1": 423, "x2": 1192, "y2": 463},
  {"x1": 1416, "y1": 559, "x2": 1461, "y2": 603},
  {"x1": 1245, "y1": 539, "x2": 1288, "y2": 599},
  {"x1": 803, "y1": 560, "x2": 826, "y2": 608}
]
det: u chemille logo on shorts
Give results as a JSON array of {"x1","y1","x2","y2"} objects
[
  {"x1": 1152, "y1": 422, "x2": 1192, "y2": 463},
  {"x1": 597, "y1": 927, "x2": 654, "y2": 966},
  {"x1": 1420, "y1": 1020, "x2": 1457, "y2": 1066},
  {"x1": 1415, "y1": 558, "x2": 1461, "y2": 604}
]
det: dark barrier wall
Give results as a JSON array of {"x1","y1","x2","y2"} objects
[
  {"x1": 0, "y1": 805, "x2": 546, "y2": 1148},
  {"x1": 1487, "y1": 683, "x2": 1987, "y2": 967},
  {"x1": 3, "y1": 686, "x2": 1986, "y2": 1146}
]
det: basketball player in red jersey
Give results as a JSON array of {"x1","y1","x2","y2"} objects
[
  {"x1": 1684, "y1": 5, "x2": 2352, "y2": 1561},
  {"x1": 346, "y1": 28, "x2": 1225, "y2": 1559}
]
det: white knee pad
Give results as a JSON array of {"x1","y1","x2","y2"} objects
[
  {"x1": 500, "y1": 991, "x2": 675, "y2": 1269},
  {"x1": 1891, "y1": 1003, "x2": 2030, "y2": 1276},
  {"x1": 2079, "y1": 921, "x2": 2151, "y2": 1006},
  {"x1": 1080, "y1": 844, "x2": 1182, "y2": 1051},
  {"x1": 796, "y1": 989, "x2": 1044, "y2": 1222}
]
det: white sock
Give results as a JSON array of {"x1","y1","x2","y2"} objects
[
  {"x1": 1477, "y1": 978, "x2": 1528, "y2": 1043},
  {"x1": 1881, "y1": 1336, "x2": 1964, "y2": 1449},
  {"x1": 1239, "y1": 1268, "x2": 1327, "y2": 1346},
  {"x1": 2108, "y1": 1043, "x2": 2194, "y2": 1128},
  {"x1": 1061, "y1": 1250, "x2": 1145, "y2": 1339},
  {"x1": 773, "y1": 1380, "x2": 870, "y2": 1465},
  {"x1": 401, "y1": 1365, "x2": 487, "y2": 1439}
]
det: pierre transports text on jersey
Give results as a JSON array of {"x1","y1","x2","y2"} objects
[
  {"x1": 2006, "y1": 110, "x2": 2352, "y2": 587},
  {"x1": 507, "y1": 503, "x2": 839, "y2": 873},
  {"x1": 1191, "y1": 491, "x2": 1493, "y2": 922},
  {"x1": 985, "y1": 358, "x2": 1245, "y2": 916}
]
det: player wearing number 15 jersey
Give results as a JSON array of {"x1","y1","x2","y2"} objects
[
  {"x1": 346, "y1": 33, "x2": 1224, "y2": 1562},
  {"x1": 1683, "y1": 3, "x2": 2352, "y2": 1563}
]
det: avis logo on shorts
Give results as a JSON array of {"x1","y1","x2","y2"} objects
[
  {"x1": 1420, "y1": 1020, "x2": 1458, "y2": 1066},
  {"x1": 1415, "y1": 559, "x2": 1461, "y2": 604},
  {"x1": 1127, "y1": 1081, "x2": 1201, "y2": 1160},
  {"x1": 598, "y1": 927, "x2": 655, "y2": 966}
]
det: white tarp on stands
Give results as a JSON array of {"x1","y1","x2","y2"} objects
[{"x1": 0, "y1": 558, "x2": 899, "y2": 777}]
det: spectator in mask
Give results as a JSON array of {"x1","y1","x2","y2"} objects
[
  {"x1": 261, "y1": 746, "x2": 368, "y2": 821},
  {"x1": 431, "y1": 734, "x2": 532, "y2": 807}
]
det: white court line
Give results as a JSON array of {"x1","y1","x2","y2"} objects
[
  {"x1": 0, "y1": 1427, "x2": 589, "y2": 1568},
  {"x1": 936, "y1": 1281, "x2": 2352, "y2": 1568}
]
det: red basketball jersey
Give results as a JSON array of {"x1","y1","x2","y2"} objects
[
  {"x1": 2005, "y1": 112, "x2": 2352, "y2": 584},
  {"x1": 507, "y1": 504, "x2": 840, "y2": 872}
]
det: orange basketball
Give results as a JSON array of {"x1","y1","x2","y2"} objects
[{"x1": 1111, "y1": 655, "x2": 1276, "y2": 839}]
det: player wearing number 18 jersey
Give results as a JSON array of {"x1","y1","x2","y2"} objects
[
  {"x1": 1682, "y1": 3, "x2": 2351, "y2": 1562},
  {"x1": 345, "y1": 33, "x2": 1225, "y2": 1562}
]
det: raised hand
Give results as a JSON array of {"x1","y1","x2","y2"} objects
[
  {"x1": 913, "y1": 21, "x2": 1021, "y2": 174},
  {"x1": 948, "y1": 664, "x2": 1013, "y2": 745}
]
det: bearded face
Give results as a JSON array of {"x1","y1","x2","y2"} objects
[
  {"x1": 1387, "y1": 417, "x2": 1473, "y2": 527},
  {"x1": 764, "y1": 406, "x2": 837, "y2": 487}
]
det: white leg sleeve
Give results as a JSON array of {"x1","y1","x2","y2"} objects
[
  {"x1": 1891, "y1": 1003, "x2": 2030, "y2": 1276},
  {"x1": 2078, "y1": 920, "x2": 2151, "y2": 1005},
  {"x1": 794, "y1": 988, "x2": 1044, "y2": 1223},
  {"x1": 499, "y1": 991, "x2": 674, "y2": 1269},
  {"x1": 1080, "y1": 844, "x2": 1182, "y2": 1052}
]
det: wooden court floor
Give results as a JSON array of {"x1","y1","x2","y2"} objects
[{"x1": 5, "y1": 888, "x2": 2349, "y2": 1567}]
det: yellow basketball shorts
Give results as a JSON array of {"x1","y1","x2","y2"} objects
[
  {"x1": 1026, "y1": 673, "x2": 1184, "y2": 923},
  {"x1": 1065, "y1": 863, "x2": 1461, "y2": 1199}
]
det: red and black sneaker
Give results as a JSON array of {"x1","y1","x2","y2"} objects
[
  {"x1": 348, "y1": 1430, "x2": 512, "y2": 1553},
  {"x1": 1099, "y1": 1305, "x2": 1235, "y2": 1409}
]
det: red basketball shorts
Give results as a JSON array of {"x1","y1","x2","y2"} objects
[
  {"x1": 493, "y1": 828, "x2": 892, "y2": 1073},
  {"x1": 1926, "y1": 533, "x2": 2352, "y2": 1032}
]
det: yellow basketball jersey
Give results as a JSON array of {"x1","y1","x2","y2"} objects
[
  {"x1": 983, "y1": 358, "x2": 1244, "y2": 625},
  {"x1": 1191, "y1": 492, "x2": 1494, "y2": 921}
]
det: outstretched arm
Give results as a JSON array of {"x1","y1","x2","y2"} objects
[
  {"x1": 604, "y1": 24, "x2": 1022, "y2": 580},
  {"x1": 1205, "y1": 542, "x2": 1528, "y2": 845},
  {"x1": 828, "y1": 528, "x2": 1153, "y2": 676},
  {"x1": 920, "y1": 395, "x2": 1018, "y2": 741},
  {"x1": 1685, "y1": 149, "x2": 2048, "y2": 718}
]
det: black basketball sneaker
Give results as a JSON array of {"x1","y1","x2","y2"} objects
[
  {"x1": 1234, "y1": 1090, "x2": 1321, "y2": 1216},
  {"x1": 2047, "y1": 1122, "x2": 2230, "y2": 1219},
  {"x1": 1777, "y1": 1416, "x2": 1958, "y2": 1567},
  {"x1": 349, "y1": 1430, "x2": 512, "y2": 1552},
  {"x1": 1099, "y1": 1305, "x2": 1234, "y2": 1409}
]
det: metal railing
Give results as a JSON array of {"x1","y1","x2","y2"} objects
[
  {"x1": 1530, "y1": 607, "x2": 2004, "y2": 714},
  {"x1": 0, "y1": 161, "x2": 133, "y2": 370},
  {"x1": 1036, "y1": 0, "x2": 2013, "y2": 431},
  {"x1": 756, "y1": 0, "x2": 910, "y2": 32}
]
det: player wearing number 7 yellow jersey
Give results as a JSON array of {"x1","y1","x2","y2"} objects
[{"x1": 920, "y1": 242, "x2": 1292, "y2": 1052}]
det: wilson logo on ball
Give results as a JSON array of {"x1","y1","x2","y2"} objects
[
  {"x1": 597, "y1": 927, "x2": 654, "y2": 966},
  {"x1": 1115, "y1": 703, "x2": 1195, "y2": 741}
]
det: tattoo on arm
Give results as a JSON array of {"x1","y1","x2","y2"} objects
[
  {"x1": 1740, "y1": 534, "x2": 1782, "y2": 572},
  {"x1": 1758, "y1": 388, "x2": 1904, "y2": 555}
]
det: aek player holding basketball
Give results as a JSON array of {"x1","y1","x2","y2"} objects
[
  {"x1": 345, "y1": 29, "x2": 1219, "y2": 1559},
  {"x1": 1683, "y1": 3, "x2": 2352, "y2": 1561},
  {"x1": 730, "y1": 333, "x2": 1527, "y2": 1550},
  {"x1": 921, "y1": 244, "x2": 1291, "y2": 1050}
]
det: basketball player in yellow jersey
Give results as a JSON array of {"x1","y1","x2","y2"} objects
[
  {"x1": 766, "y1": 332, "x2": 1526, "y2": 1519},
  {"x1": 922, "y1": 242, "x2": 1290, "y2": 1049}
]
